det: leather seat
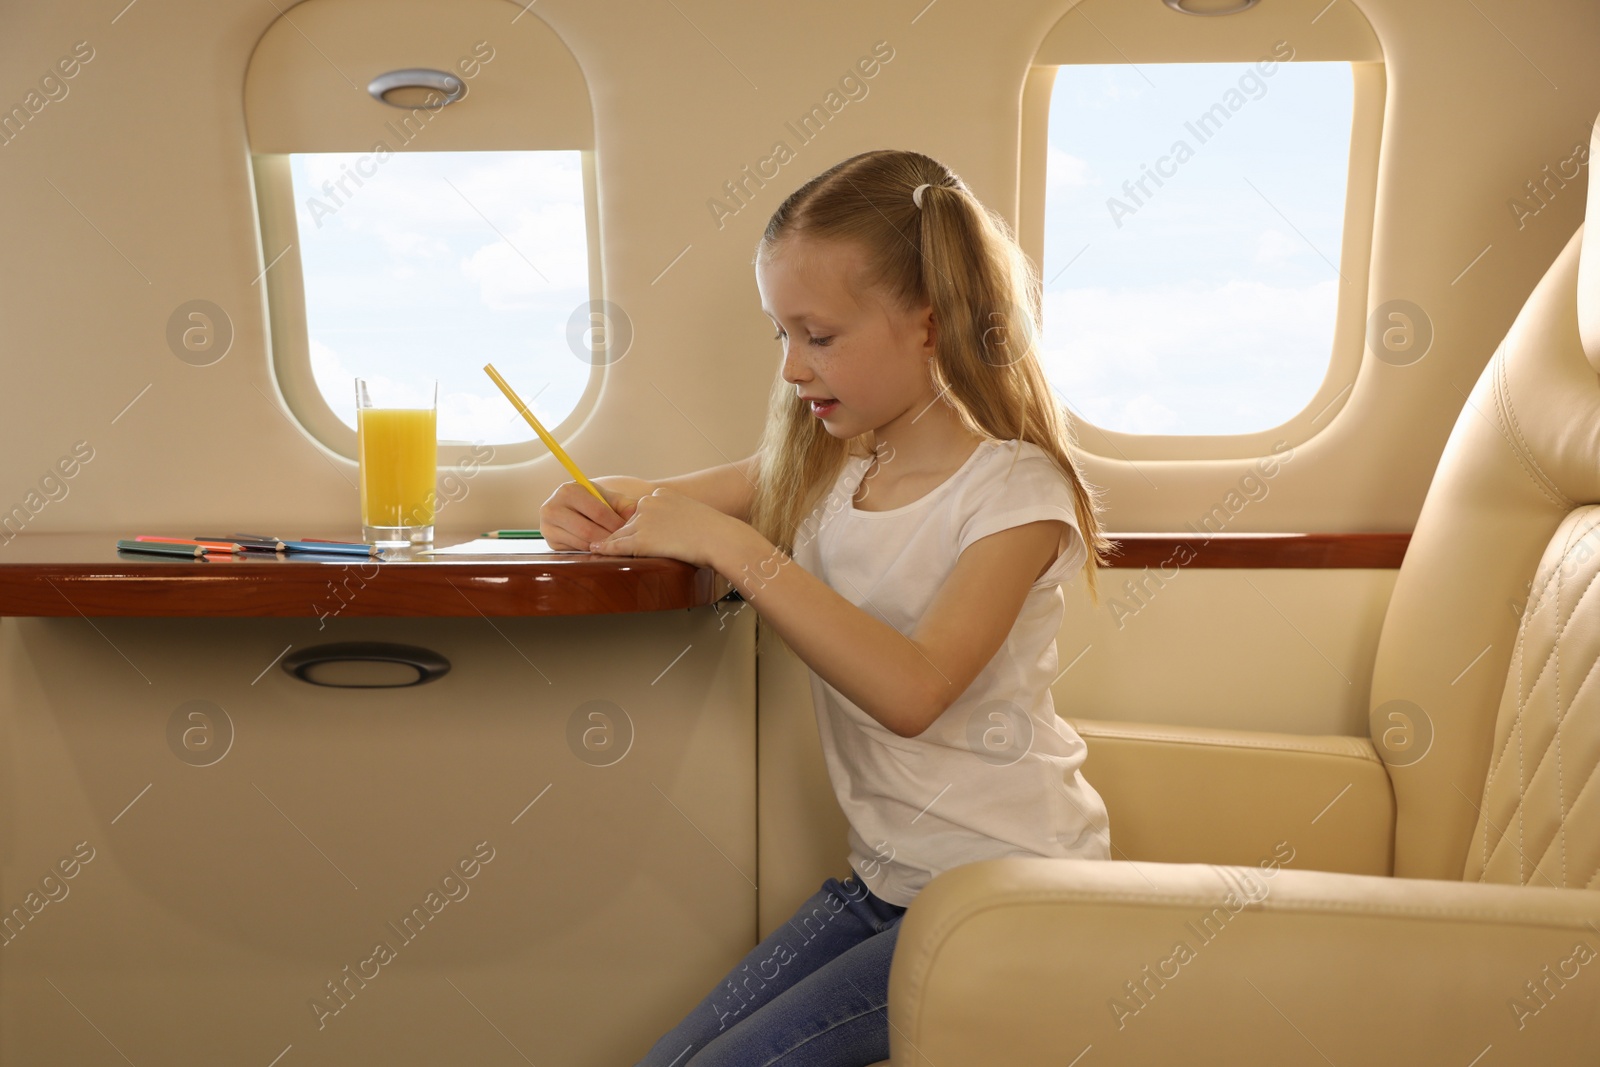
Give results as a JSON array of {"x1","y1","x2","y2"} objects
[{"x1": 879, "y1": 113, "x2": 1600, "y2": 1066}]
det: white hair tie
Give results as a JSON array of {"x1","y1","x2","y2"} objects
[{"x1": 912, "y1": 183, "x2": 932, "y2": 208}]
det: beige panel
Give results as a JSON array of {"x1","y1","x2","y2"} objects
[
  {"x1": 1054, "y1": 568, "x2": 1398, "y2": 736},
  {"x1": 0, "y1": 609, "x2": 753, "y2": 1064},
  {"x1": 1070, "y1": 717, "x2": 1395, "y2": 875},
  {"x1": 756, "y1": 616, "x2": 852, "y2": 937},
  {"x1": 1035, "y1": 0, "x2": 1383, "y2": 63},
  {"x1": 242, "y1": 0, "x2": 593, "y2": 153}
]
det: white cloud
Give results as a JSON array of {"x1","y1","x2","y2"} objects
[
  {"x1": 294, "y1": 150, "x2": 589, "y2": 300},
  {"x1": 438, "y1": 388, "x2": 533, "y2": 444},
  {"x1": 1254, "y1": 227, "x2": 1303, "y2": 265},
  {"x1": 1037, "y1": 278, "x2": 1339, "y2": 434},
  {"x1": 1047, "y1": 143, "x2": 1094, "y2": 192},
  {"x1": 458, "y1": 198, "x2": 589, "y2": 310}
]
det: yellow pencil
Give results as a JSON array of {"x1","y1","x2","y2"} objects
[{"x1": 483, "y1": 363, "x2": 610, "y2": 507}]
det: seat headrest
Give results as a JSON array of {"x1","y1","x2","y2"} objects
[{"x1": 1579, "y1": 110, "x2": 1600, "y2": 372}]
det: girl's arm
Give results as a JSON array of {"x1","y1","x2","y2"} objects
[
  {"x1": 653, "y1": 455, "x2": 760, "y2": 522},
  {"x1": 710, "y1": 519, "x2": 1067, "y2": 738}
]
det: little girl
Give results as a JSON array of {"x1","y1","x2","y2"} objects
[{"x1": 540, "y1": 148, "x2": 1115, "y2": 1067}]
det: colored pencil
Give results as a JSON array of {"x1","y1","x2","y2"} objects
[
  {"x1": 482, "y1": 364, "x2": 610, "y2": 507},
  {"x1": 135, "y1": 536, "x2": 243, "y2": 553},
  {"x1": 117, "y1": 538, "x2": 205, "y2": 558},
  {"x1": 279, "y1": 540, "x2": 383, "y2": 557},
  {"x1": 482, "y1": 530, "x2": 544, "y2": 539},
  {"x1": 196, "y1": 534, "x2": 287, "y2": 551}
]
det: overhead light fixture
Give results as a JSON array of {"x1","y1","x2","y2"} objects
[
  {"x1": 1162, "y1": 0, "x2": 1260, "y2": 14},
  {"x1": 366, "y1": 68, "x2": 465, "y2": 109}
]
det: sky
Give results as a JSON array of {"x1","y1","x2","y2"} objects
[
  {"x1": 1040, "y1": 61, "x2": 1354, "y2": 436},
  {"x1": 290, "y1": 150, "x2": 590, "y2": 445}
]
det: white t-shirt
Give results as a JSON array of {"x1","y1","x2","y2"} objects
[{"x1": 789, "y1": 437, "x2": 1112, "y2": 907}]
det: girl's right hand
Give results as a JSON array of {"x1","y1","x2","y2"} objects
[{"x1": 538, "y1": 481, "x2": 639, "y2": 551}]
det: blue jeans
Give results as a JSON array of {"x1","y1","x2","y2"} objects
[{"x1": 634, "y1": 873, "x2": 908, "y2": 1067}]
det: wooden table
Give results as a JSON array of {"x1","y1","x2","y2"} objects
[
  {"x1": 0, "y1": 531, "x2": 1411, "y2": 619},
  {"x1": 0, "y1": 533, "x2": 730, "y2": 617}
]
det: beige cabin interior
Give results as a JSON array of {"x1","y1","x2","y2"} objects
[{"x1": 2, "y1": 0, "x2": 1599, "y2": 1063}]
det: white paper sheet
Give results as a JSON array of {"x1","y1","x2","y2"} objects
[{"x1": 419, "y1": 537, "x2": 584, "y2": 555}]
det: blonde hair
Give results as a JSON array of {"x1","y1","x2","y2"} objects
[{"x1": 748, "y1": 149, "x2": 1115, "y2": 605}]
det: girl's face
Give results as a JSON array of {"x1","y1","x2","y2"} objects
[{"x1": 756, "y1": 235, "x2": 936, "y2": 439}]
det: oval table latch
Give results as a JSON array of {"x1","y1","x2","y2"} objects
[{"x1": 281, "y1": 642, "x2": 451, "y2": 688}]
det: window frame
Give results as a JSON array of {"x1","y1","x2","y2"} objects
[
  {"x1": 1019, "y1": 59, "x2": 1386, "y2": 462},
  {"x1": 241, "y1": 0, "x2": 600, "y2": 469}
]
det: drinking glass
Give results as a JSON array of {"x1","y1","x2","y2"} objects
[{"x1": 356, "y1": 378, "x2": 437, "y2": 546}]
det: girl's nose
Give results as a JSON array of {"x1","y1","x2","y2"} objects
[{"x1": 780, "y1": 343, "x2": 809, "y2": 386}]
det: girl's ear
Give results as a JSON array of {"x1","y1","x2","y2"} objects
[{"x1": 920, "y1": 304, "x2": 938, "y2": 354}]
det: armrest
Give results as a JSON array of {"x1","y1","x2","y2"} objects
[
  {"x1": 890, "y1": 858, "x2": 1600, "y2": 1066},
  {"x1": 1068, "y1": 717, "x2": 1394, "y2": 875}
]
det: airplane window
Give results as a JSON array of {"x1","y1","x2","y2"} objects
[
  {"x1": 285, "y1": 149, "x2": 591, "y2": 446},
  {"x1": 1042, "y1": 62, "x2": 1354, "y2": 436}
]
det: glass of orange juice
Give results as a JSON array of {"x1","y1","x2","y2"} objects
[{"x1": 356, "y1": 377, "x2": 437, "y2": 547}]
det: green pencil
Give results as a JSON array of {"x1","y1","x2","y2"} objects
[{"x1": 481, "y1": 530, "x2": 543, "y2": 539}]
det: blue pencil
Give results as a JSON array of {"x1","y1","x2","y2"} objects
[{"x1": 280, "y1": 540, "x2": 384, "y2": 557}]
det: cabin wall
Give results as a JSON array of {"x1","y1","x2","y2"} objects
[
  {"x1": 3, "y1": 1, "x2": 1593, "y2": 744},
  {"x1": 2, "y1": 0, "x2": 1595, "y2": 536},
  {"x1": 2, "y1": 3, "x2": 1599, "y2": 1059}
]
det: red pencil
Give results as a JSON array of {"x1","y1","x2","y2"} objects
[{"x1": 134, "y1": 536, "x2": 244, "y2": 554}]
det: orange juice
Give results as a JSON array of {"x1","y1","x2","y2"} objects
[{"x1": 358, "y1": 407, "x2": 437, "y2": 528}]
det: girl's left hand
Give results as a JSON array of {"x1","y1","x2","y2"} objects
[{"x1": 586, "y1": 486, "x2": 732, "y2": 569}]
